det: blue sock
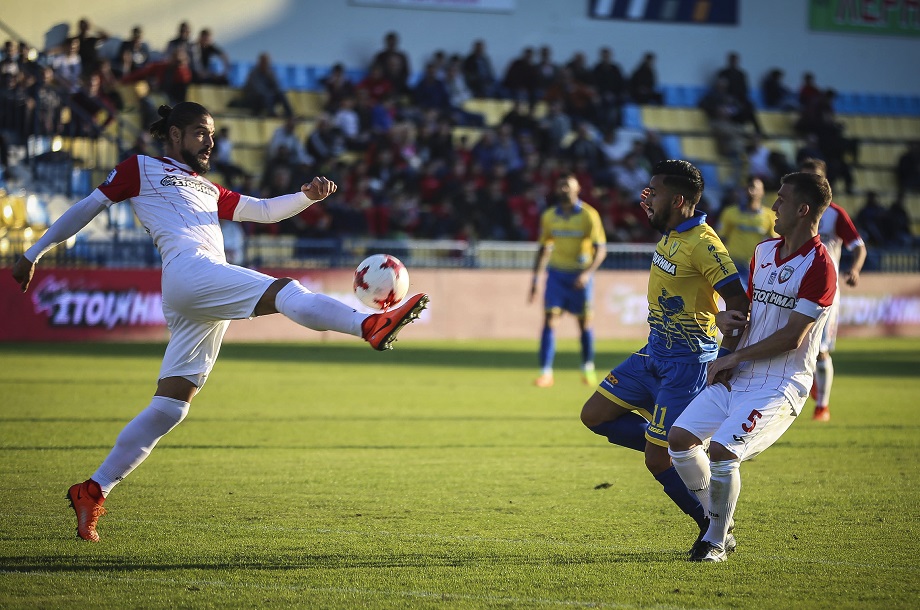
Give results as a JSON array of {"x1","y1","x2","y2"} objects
[
  {"x1": 539, "y1": 326, "x2": 555, "y2": 371},
  {"x1": 580, "y1": 328, "x2": 594, "y2": 366},
  {"x1": 588, "y1": 412, "x2": 647, "y2": 452},
  {"x1": 654, "y1": 465, "x2": 707, "y2": 528}
]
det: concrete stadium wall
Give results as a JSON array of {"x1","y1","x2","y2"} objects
[{"x1": 4, "y1": 0, "x2": 920, "y2": 95}]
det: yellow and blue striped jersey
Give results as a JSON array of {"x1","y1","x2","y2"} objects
[
  {"x1": 719, "y1": 205, "x2": 777, "y2": 264},
  {"x1": 647, "y1": 211, "x2": 739, "y2": 363},
  {"x1": 538, "y1": 202, "x2": 606, "y2": 272}
]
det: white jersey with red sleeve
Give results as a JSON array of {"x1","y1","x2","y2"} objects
[
  {"x1": 96, "y1": 155, "x2": 246, "y2": 265},
  {"x1": 818, "y1": 202, "x2": 864, "y2": 269},
  {"x1": 731, "y1": 236, "x2": 838, "y2": 407}
]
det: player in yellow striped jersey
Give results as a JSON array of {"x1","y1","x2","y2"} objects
[
  {"x1": 529, "y1": 173, "x2": 607, "y2": 387},
  {"x1": 579, "y1": 160, "x2": 750, "y2": 555},
  {"x1": 718, "y1": 176, "x2": 776, "y2": 288}
]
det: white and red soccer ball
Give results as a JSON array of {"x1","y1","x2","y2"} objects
[{"x1": 353, "y1": 254, "x2": 410, "y2": 310}]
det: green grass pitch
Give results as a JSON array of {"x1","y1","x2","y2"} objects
[{"x1": 0, "y1": 338, "x2": 917, "y2": 609}]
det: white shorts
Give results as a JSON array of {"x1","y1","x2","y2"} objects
[
  {"x1": 820, "y1": 300, "x2": 839, "y2": 353},
  {"x1": 159, "y1": 250, "x2": 277, "y2": 386},
  {"x1": 673, "y1": 384, "x2": 803, "y2": 462}
]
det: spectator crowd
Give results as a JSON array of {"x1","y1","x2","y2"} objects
[{"x1": 1, "y1": 22, "x2": 916, "y2": 247}]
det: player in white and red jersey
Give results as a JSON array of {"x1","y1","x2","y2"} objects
[
  {"x1": 799, "y1": 158, "x2": 866, "y2": 421},
  {"x1": 667, "y1": 171, "x2": 837, "y2": 562},
  {"x1": 10, "y1": 102, "x2": 429, "y2": 542}
]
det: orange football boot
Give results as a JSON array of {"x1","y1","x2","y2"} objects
[
  {"x1": 67, "y1": 479, "x2": 106, "y2": 542},
  {"x1": 362, "y1": 294, "x2": 429, "y2": 351},
  {"x1": 812, "y1": 405, "x2": 830, "y2": 422},
  {"x1": 534, "y1": 373, "x2": 554, "y2": 388}
]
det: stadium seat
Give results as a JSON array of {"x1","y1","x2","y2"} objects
[
  {"x1": 621, "y1": 104, "x2": 642, "y2": 129},
  {"x1": 674, "y1": 108, "x2": 708, "y2": 132},
  {"x1": 228, "y1": 61, "x2": 254, "y2": 88},
  {"x1": 681, "y1": 136, "x2": 721, "y2": 162},
  {"x1": 221, "y1": 116, "x2": 263, "y2": 146},
  {"x1": 233, "y1": 147, "x2": 266, "y2": 177},
  {"x1": 660, "y1": 134, "x2": 682, "y2": 158},
  {"x1": 758, "y1": 111, "x2": 795, "y2": 137},
  {"x1": 289, "y1": 91, "x2": 325, "y2": 118}
]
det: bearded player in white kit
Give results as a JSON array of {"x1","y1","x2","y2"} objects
[
  {"x1": 10, "y1": 102, "x2": 429, "y2": 542},
  {"x1": 667, "y1": 172, "x2": 837, "y2": 562}
]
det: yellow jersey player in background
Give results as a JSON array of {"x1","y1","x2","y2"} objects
[
  {"x1": 579, "y1": 160, "x2": 750, "y2": 555},
  {"x1": 718, "y1": 176, "x2": 777, "y2": 289},
  {"x1": 529, "y1": 173, "x2": 607, "y2": 387}
]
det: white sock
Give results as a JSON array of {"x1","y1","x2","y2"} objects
[
  {"x1": 669, "y1": 445, "x2": 711, "y2": 515},
  {"x1": 92, "y1": 396, "x2": 190, "y2": 496},
  {"x1": 275, "y1": 280, "x2": 366, "y2": 336},
  {"x1": 815, "y1": 357, "x2": 834, "y2": 407},
  {"x1": 705, "y1": 459, "x2": 741, "y2": 547}
]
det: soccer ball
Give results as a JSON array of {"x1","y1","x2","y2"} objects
[{"x1": 353, "y1": 254, "x2": 410, "y2": 310}]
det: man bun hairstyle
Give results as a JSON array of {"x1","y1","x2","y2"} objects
[
  {"x1": 653, "y1": 159, "x2": 704, "y2": 206},
  {"x1": 148, "y1": 101, "x2": 210, "y2": 141}
]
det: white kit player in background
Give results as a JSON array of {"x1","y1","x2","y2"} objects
[
  {"x1": 799, "y1": 158, "x2": 866, "y2": 422},
  {"x1": 10, "y1": 102, "x2": 429, "y2": 542},
  {"x1": 667, "y1": 172, "x2": 838, "y2": 563}
]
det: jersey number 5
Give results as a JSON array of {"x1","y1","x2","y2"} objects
[{"x1": 741, "y1": 409, "x2": 762, "y2": 433}]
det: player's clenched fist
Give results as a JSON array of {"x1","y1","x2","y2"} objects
[
  {"x1": 302, "y1": 176, "x2": 337, "y2": 202},
  {"x1": 11, "y1": 256, "x2": 35, "y2": 293}
]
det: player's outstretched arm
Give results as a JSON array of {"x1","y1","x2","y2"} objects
[
  {"x1": 11, "y1": 256, "x2": 35, "y2": 292},
  {"x1": 301, "y1": 176, "x2": 337, "y2": 202},
  {"x1": 12, "y1": 193, "x2": 108, "y2": 293},
  {"x1": 233, "y1": 177, "x2": 338, "y2": 223}
]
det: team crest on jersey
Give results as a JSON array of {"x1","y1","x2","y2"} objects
[
  {"x1": 102, "y1": 169, "x2": 117, "y2": 186},
  {"x1": 669, "y1": 241, "x2": 680, "y2": 257},
  {"x1": 778, "y1": 265, "x2": 794, "y2": 284}
]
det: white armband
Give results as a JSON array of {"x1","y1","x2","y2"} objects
[
  {"x1": 25, "y1": 190, "x2": 110, "y2": 263},
  {"x1": 233, "y1": 192, "x2": 317, "y2": 223}
]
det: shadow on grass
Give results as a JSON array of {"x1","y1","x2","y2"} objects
[
  {"x1": 0, "y1": 549, "x2": 680, "y2": 572},
  {"x1": 2, "y1": 343, "x2": 917, "y2": 375},
  {"x1": 0, "y1": 342, "x2": 634, "y2": 371}
]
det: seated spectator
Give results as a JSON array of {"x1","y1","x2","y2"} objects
[
  {"x1": 761, "y1": 68, "x2": 797, "y2": 110},
  {"x1": 698, "y1": 78, "x2": 749, "y2": 160},
  {"x1": 268, "y1": 117, "x2": 314, "y2": 167},
  {"x1": 566, "y1": 122, "x2": 603, "y2": 174},
  {"x1": 501, "y1": 99, "x2": 539, "y2": 137},
  {"x1": 641, "y1": 130, "x2": 668, "y2": 168},
  {"x1": 746, "y1": 134, "x2": 773, "y2": 183},
  {"x1": 795, "y1": 133, "x2": 823, "y2": 166},
  {"x1": 356, "y1": 64, "x2": 393, "y2": 104},
  {"x1": 211, "y1": 126, "x2": 246, "y2": 187},
  {"x1": 798, "y1": 72, "x2": 821, "y2": 112},
  {"x1": 896, "y1": 141, "x2": 920, "y2": 200},
  {"x1": 190, "y1": 28, "x2": 230, "y2": 85},
  {"x1": 544, "y1": 66, "x2": 599, "y2": 125},
  {"x1": 534, "y1": 46, "x2": 558, "y2": 100},
  {"x1": 886, "y1": 198, "x2": 914, "y2": 246},
  {"x1": 612, "y1": 151, "x2": 651, "y2": 202},
  {"x1": 716, "y1": 52, "x2": 762, "y2": 134},
  {"x1": 305, "y1": 114, "x2": 345, "y2": 167},
  {"x1": 593, "y1": 46, "x2": 626, "y2": 130},
  {"x1": 565, "y1": 52, "x2": 593, "y2": 87},
  {"x1": 322, "y1": 63, "x2": 355, "y2": 112},
  {"x1": 0, "y1": 41, "x2": 19, "y2": 79},
  {"x1": 413, "y1": 63, "x2": 450, "y2": 112},
  {"x1": 26, "y1": 66, "x2": 64, "y2": 136},
  {"x1": 371, "y1": 31, "x2": 410, "y2": 95},
  {"x1": 462, "y1": 39, "x2": 498, "y2": 98},
  {"x1": 538, "y1": 100, "x2": 572, "y2": 155},
  {"x1": 502, "y1": 47, "x2": 537, "y2": 105},
  {"x1": 49, "y1": 37, "x2": 82, "y2": 92},
  {"x1": 855, "y1": 191, "x2": 887, "y2": 246},
  {"x1": 444, "y1": 62, "x2": 484, "y2": 126},
  {"x1": 628, "y1": 52, "x2": 663, "y2": 105},
  {"x1": 70, "y1": 72, "x2": 117, "y2": 137},
  {"x1": 238, "y1": 52, "x2": 293, "y2": 117},
  {"x1": 115, "y1": 26, "x2": 150, "y2": 78},
  {"x1": 165, "y1": 21, "x2": 193, "y2": 59},
  {"x1": 122, "y1": 47, "x2": 193, "y2": 105},
  {"x1": 334, "y1": 96, "x2": 365, "y2": 150}
]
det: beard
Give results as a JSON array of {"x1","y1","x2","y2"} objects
[
  {"x1": 648, "y1": 209, "x2": 668, "y2": 233},
  {"x1": 180, "y1": 147, "x2": 210, "y2": 175}
]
